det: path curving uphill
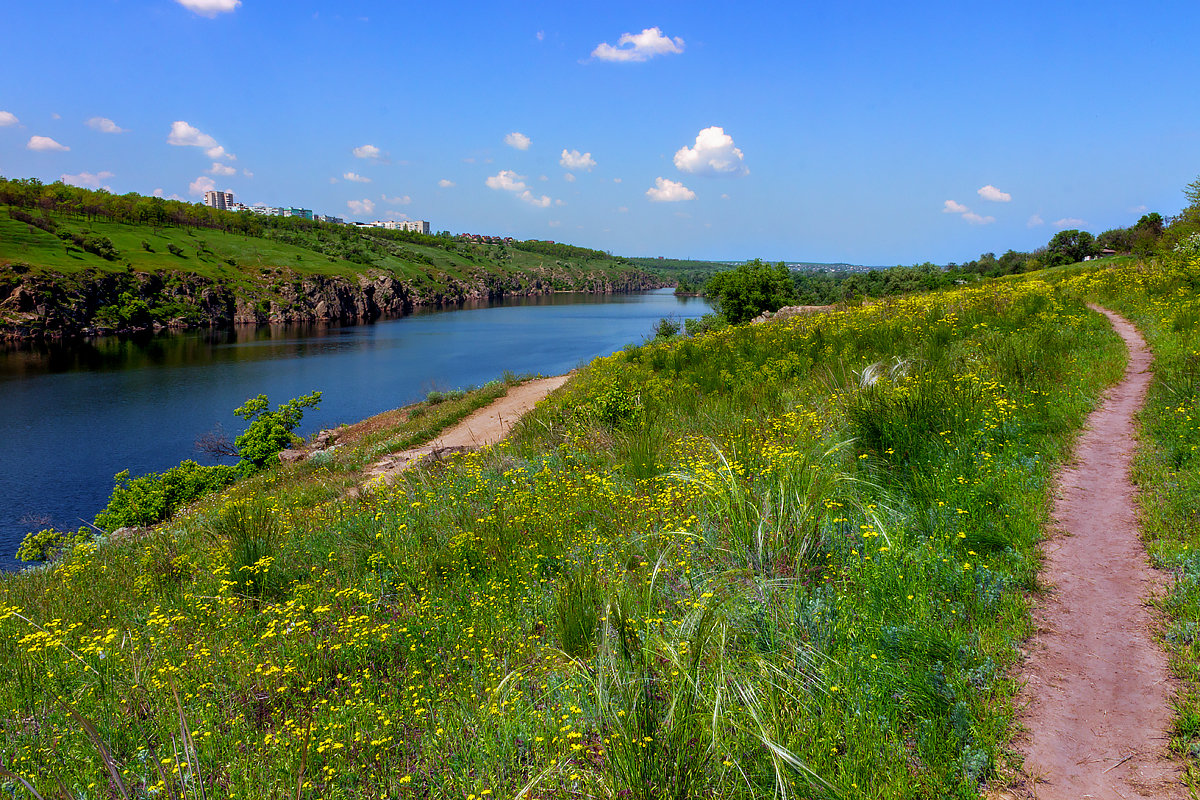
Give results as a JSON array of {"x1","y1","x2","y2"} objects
[
  {"x1": 362, "y1": 374, "x2": 570, "y2": 485},
  {"x1": 1013, "y1": 306, "x2": 1185, "y2": 798}
]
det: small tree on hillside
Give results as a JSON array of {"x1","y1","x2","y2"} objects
[
  {"x1": 705, "y1": 259, "x2": 798, "y2": 325},
  {"x1": 233, "y1": 391, "x2": 322, "y2": 470}
]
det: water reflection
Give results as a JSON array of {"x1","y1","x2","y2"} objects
[{"x1": 0, "y1": 290, "x2": 711, "y2": 570}]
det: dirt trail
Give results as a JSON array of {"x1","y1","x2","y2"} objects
[
  {"x1": 362, "y1": 374, "x2": 569, "y2": 485},
  {"x1": 1013, "y1": 306, "x2": 1184, "y2": 798}
]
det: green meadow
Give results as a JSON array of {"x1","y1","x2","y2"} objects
[{"x1": 3, "y1": 256, "x2": 1200, "y2": 798}]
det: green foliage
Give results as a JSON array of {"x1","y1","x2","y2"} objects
[
  {"x1": 166, "y1": 242, "x2": 184, "y2": 257},
  {"x1": 93, "y1": 461, "x2": 240, "y2": 530},
  {"x1": 233, "y1": 391, "x2": 322, "y2": 469},
  {"x1": 554, "y1": 564, "x2": 601, "y2": 658},
  {"x1": 16, "y1": 527, "x2": 93, "y2": 563},
  {"x1": 205, "y1": 500, "x2": 286, "y2": 602},
  {"x1": 588, "y1": 383, "x2": 640, "y2": 428},
  {"x1": 704, "y1": 259, "x2": 797, "y2": 324},
  {"x1": 1046, "y1": 229, "x2": 1099, "y2": 265},
  {"x1": 653, "y1": 316, "x2": 681, "y2": 339},
  {"x1": 95, "y1": 290, "x2": 150, "y2": 328}
]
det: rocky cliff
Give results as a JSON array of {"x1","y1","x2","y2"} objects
[{"x1": 0, "y1": 265, "x2": 667, "y2": 340}]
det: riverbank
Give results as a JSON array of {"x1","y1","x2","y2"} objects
[
  {"x1": 0, "y1": 201, "x2": 668, "y2": 341},
  {"x1": 0, "y1": 273, "x2": 1143, "y2": 797}
]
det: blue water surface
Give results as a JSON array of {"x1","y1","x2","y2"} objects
[{"x1": 0, "y1": 290, "x2": 711, "y2": 569}]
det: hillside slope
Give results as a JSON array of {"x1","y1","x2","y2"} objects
[{"x1": 0, "y1": 192, "x2": 664, "y2": 339}]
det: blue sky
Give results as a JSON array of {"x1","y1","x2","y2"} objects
[{"x1": 1, "y1": 0, "x2": 1197, "y2": 265}]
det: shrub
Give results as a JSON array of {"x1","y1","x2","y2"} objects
[
  {"x1": 94, "y1": 461, "x2": 240, "y2": 530},
  {"x1": 16, "y1": 527, "x2": 93, "y2": 563},
  {"x1": 233, "y1": 391, "x2": 322, "y2": 470},
  {"x1": 166, "y1": 243, "x2": 184, "y2": 257}
]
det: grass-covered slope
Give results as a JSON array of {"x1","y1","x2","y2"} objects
[
  {"x1": 0, "y1": 190, "x2": 664, "y2": 337},
  {"x1": 0, "y1": 277, "x2": 1127, "y2": 798}
]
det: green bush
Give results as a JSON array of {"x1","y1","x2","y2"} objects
[
  {"x1": 233, "y1": 391, "x2": 322, "y2": 470},
  {"x1": 16, "y1": 526, "x2": 93, "y2": 563},
  {"x1": 94, "y1": 461, "x2": 240, "y2": 530}
]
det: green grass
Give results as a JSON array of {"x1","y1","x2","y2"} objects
[{"x1": 0, "y1": 276, "x2": 1129, "y2": 798}]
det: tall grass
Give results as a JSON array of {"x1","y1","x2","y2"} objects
[{"x1": 0, "y1": 277, "x2": 1127, "y2": 798}]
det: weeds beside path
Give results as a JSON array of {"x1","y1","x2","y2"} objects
[
  {"x1": 362, "y1": 374, "x2": 570, "y2": 485},
  {"x1": 1014, "y1": 306, "x2": 1186, "y2": 798}
]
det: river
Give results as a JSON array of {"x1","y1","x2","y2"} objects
[{"x1": 0, "y1": 289, "x2": 711, "y2": 570}]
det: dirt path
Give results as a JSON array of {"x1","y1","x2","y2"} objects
[
  {"x1": 362, "y1": 374, "x2": 570, "y2": 485},
  {"x1": 1012, "y1": 306, "x2": 1184, "y2": 798}
]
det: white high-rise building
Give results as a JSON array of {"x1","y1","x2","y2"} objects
[{"x1": 203, "y1": 190, "x2": 234, "y2": 210}]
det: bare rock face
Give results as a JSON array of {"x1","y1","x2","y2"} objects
[{"x1": 278, "y1": 449, "x2": 307, "y2": 464}]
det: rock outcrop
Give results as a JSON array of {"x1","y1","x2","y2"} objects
[{"x1": 0, "y1": 265, "x2": 667, "y2": 341}]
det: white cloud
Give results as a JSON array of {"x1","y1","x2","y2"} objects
[
  {"x1": 27, "y1": 135, "x2": 68, "y2": 152},
  {"x1": 210, "y1": 162, "x2": 237, "y2": 176},
  {"x1": 168, "y1": 121, "x2": 235, "y2": 160},
  {"x1": 242, "y1": 168, "x2": 253, "y2": 178},
  {"x1": 486, "y1": 170, "x2": 527, "y2": 192},
  {"x1": 174, "y1": 0, "x2": 240, "y2": 17},
  {"x1": 943, "y1": 199, "x2": 993, "y2": 224},
  {"x1": 1027, "y1": 214, "x2": 1044, "y2": 227},
  {"x1": 153, "y1": 188, "x2": 164, "y2": 197},
  {"x1": 87, "y1": 117, "x2": 126, "y2": 134},
  {"x1": 548, "y1": 220, "x2": 561, "y2": 227},
  {"x1": 977, "y1": 184, "x2": 1012, "y2": 203},
  {"x1": 962, "y1": 212, "x2": 996, "y2": 225},
  {"x1": 1054, "y1": 217, "x2": 1086, "y2": 228},
  {"x1": 189, "y1": 175, "x2": 216, "y2": 196},
  {"x1": 0, "y1": 111, "x2": 18, "y2": 127},
  {"x1": 563, "y1": 173, "x2": 576, "y2": 183},
  {"x1": 352, "y1": 144, "x2": 382, "y2": 159},
  {"x1": 347, "y1": 198, "x2": 375, "y2": 215},
  {"x1": 50, "y1": 113, "x2": 61, "y2": 120},
  {"x1": 519, "y1": 191, "x2": 551, "y2": 208},
  {"x1": 560, "y1": 149, "x2": 597, "y2": 171},
  {"x1": 385, "y1": 211, "x2": 411, "y2": 220},
  {"x1": 381, "y1": 193, "x2": 411, "y2": 205},
  {"x1": 343, "y1": 171, "x2": 371, "y2": 183},
  {"x1": 673, "y1": 126, "x2": 748, "y2": 176},
  {"x1": 592, "y1": 27, "x2": 684, "y2": 62},
  {"x1": 555, "y1": 198, "x2": 566, "y2": 206},
  {"x1": 613, "y1": 177, "x2": 622, "y2": 184},
  {"x1": 617, "y1": 206, "x2": 629, "y2": 213},
  {"x1": 505, "y1": 132, "x2": 532, "y2": 150},
  {"x1": 536, "y1": 30, "x2": 545, "y2": 41},
  {"x1": 438, "y1": 179, "x2": 455, "y2": 188},
  {"x1": 168, "y1": 120, "x2": 217, "y2": 148},
  {"x1": 721, "y1": 193, "x2": 730, "y2": 200},
  {"x1": 487, "y1": 170, "x2": 553, "y2": 207},
  {"x1": 60, "y1": 171, "x2": 114, "y2": 189},
  {"x1": 1129, "y1": 204, "x2": 1148, "y2": 214},
  {"x1": 646, "y1": 177, "x2": 695, "y2": 202}
]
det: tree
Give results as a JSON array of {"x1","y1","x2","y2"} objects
[
  {"x1": 233, "y1": 391, "x2": 322, "y2": 470},
  {"x1": 704, "y1": 260, "x2": 798, "y2": 325},
  {"x1": 1046, "y1": 229, "x2": 1098, "y2": 265}
]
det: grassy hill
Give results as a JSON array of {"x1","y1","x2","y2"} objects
[
  {"x1": 12, "y1": 255, "x2": 1200, "y2": 797},
  {"x1": 0, "y1": 181, "x2": 665, "y2": 338}
]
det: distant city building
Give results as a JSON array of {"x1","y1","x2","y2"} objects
[
  {"x1": 203, "y1": 190, "x2": 234, "y2": 210},
  {"x1": 315, "y1": 214, "x2": 344, "y2": 224},
  {"x1": 284, "y1": 207, "x2": 313, "y2": 220},
  {"x1": 398, "y1": 220, "x2": 430, "y2": 234}
]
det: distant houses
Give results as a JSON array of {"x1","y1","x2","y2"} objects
[{"x1": 200, "y1": 191, "x2": 423, "y2": 232}]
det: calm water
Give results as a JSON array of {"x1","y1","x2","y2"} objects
[{"x1": 0, "y1": 290, "x2": 711, "y2": 569}]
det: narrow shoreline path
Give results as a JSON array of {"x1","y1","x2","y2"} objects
[
  {"x1": 1014, "y1": 306, "x2": 1184, "y2": 798},
  {"x1": 362, "y1": 374, "x2": 570, "y2": 485}
]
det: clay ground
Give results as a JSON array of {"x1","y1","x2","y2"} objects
[
  {"x1": 362, "y1": 374, "x2": 570, "y2": 484},
  {"x1": 1007, "y1": 307, "x2": 1186, "y2": 799}
]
